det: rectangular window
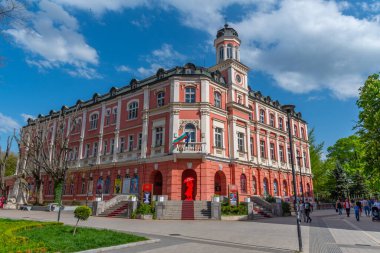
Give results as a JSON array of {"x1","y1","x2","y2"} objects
[
  {"x1": 85, "y1": 144, "x2": 90, "y2": 158},
  {"x1": 250, "y1": 137, "x2": 254, "y2": 156},
  {"x1": 303, "y1": 152, "x2": 307, "y2": 167},
  {"x1": 112, "y1": 107, "x2": 117, "y2": 124},
  {"x1": 93, "y1": 142, "x2": 98, "y2": 157},
  {"x1": 215, "y1": 127, "x2": 223, "y2": 148},
  {"x1": 287, "y1": 147, "x2": 291, "y2": 163},
  {"x1": 157, "y1": 92, "x2": 165, "y2": 107},
  {"x1": 155, "y1": 127, "x2": 163, "y2": 147},
  {"x1": 73, "y1": 147, "x2": 78, "y2": 160},
  {"x1": 260, "y1": 140, "x2": 266, "y2": 158},
  {"x1": 110, "y1": 139, "x2": 115, "y2": 155},
  {"x1": 103, "y1": 140, "x2": 108, "y2": 155},
  {"x1": 81, "y1": 179, "x2": 86, "y2": 194},
  {"x1": 138, "y1": 133, "x2": 142, "y2": 150},
  {"x1": 270, "y1": 143, "x2": 275, "y2": 160},
  {"x1": 120, "y1": 137, "x2": 125, "y2": 153},
  {"x1": 279, "y1": 118, "x2": 283, "y2": 130},
  {"x1": 279, "y1": 145, "x2": 284, "y2": 162},
  {"x1": 237, "y1": 132, "x2": 244, "y2": 152},
  {"x1": 90, "y1": 114, "x2": 98, "y2": 130},
  {"x1": 105, "y1": 109, "x2": 111, "y2": 126},
  {"x1": 185, "y1": 87, "x2": 196, "y2": 103},
  {"x1": 128, "y1": 135, "x2": 134, "y2": 151}
]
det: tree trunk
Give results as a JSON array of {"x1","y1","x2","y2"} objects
[
  {"x1": 73, "y1": 218, "x2": 79, "y2": 235},
  {"x1": 35, "y1": 180, "x2": 44, "y2": 205},
  {"x1": 54, "y1": 180, "x2": 63, "y2": 204}
]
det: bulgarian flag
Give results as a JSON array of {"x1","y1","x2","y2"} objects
[{"x1": 172, "y1": 132, "x2": 189, "y2": 145}]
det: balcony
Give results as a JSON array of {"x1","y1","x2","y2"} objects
[{"x1": 175, "y1": 142, "x2": 206, "y2": 153}]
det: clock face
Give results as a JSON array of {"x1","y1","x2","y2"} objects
[{"x1": 236, "y1": 74, "x2": 242, "y2": 84}]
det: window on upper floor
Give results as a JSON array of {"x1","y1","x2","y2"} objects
[
  {"x1": 237, "y1": 95, "x2": 242, "y2": 104},
  {"x1": 120, "y1": 137, "x2": 125, "y2": 153},
  {"x1": 259, "y1": 109, "x2": 265, "y2": 123},
  {"x1": 219, "y1": 46, "x2": 224, "y2": 60},
  {"x1": 105, "y1": 109, "x2": 111, "y2": 126},
  {"x1": 294, "y1": 124, "x2": 298, "y2": 137},
  {"x1": 250, "y1": 137, "x2": 254, "y2": 156},
  {"x1": 72, "y1": 118, "x2": 82, "y2": 133},
  {"x1": 240, "y1": 174, "x2": 247, "y2": 193},
  {"x1": 128, "y1": 135, "x2": 134, "y2": 151},
  {"x1": 110, "y1": 139, "x2": 115, "y2": 155},
  {"x1": 85, "y1": 144, "x2": 90, "y2": 158},
  {"x1": 279, "y1": 145, "x2": 284, "y2": 162},
  {"x1": 214, "y1": 92, "x2": 221, "y2": 108},
  {"x1": 296, "y1": 150, "x2": 301, "y2": 166},
  {"x1": 270, "y1": 143, "x2": 275, "y2": 160},
  {"x1": 155, "y1": 127, "x2": 163, "y2": 147},
  {"x1": 270, "y1": 114, "x2": 275, "y2": 127},
  {"x1": 185, "y1": 123, "x2": 196, "y2": 142},
  {"x1": 301, "y1": 127, "x2": 305, "y2": 139},
  {"x1": 103, "y1": 140, "x2": 108, "y2": 155},
  {"x1": 93, "y1": 142, "x2": 98, "y2": 157},
  {"x1": 260, "y1": 140, "x2": 266, "y2": 158},
  {"x1": 73, "y1": 147, "x2": 78, "y2": 160},
  {"x1": 287, "y1": 147, "x2": 291, "y2": 163},
  {"x1": 215, "y1": 127, "x2": 223, "y2": 148},
  {"x1": 157, "y1": 92, "x2": 165, "y2": 107},
  {"x1": 286, "y1": 121, "x2": 289, "y2": 132},
  {"x1": 279, "y1": 118, "x2": 284, "y2": 130},
  {"x1": 227, "y1": 44, "x2": 233, "y2": 59},
  {"x1": 128, "y1": 101, "x2": 138, "y2": 119},
  {"x1": 112, "y1": 107, "x2": 117, "y2": 124},
  {"x1": 248, "y1": 106, "x2": 253, "y2": 120},
  {"x1": 303, "y1": 151, "x2": 308, "y2": 167},
  {"x1": 138, "y1": 133, "x2": 142, "y2": 150},
  {"x1": 89, "y1": 113, "x2": 98, "y2": 130},
  {"x1": 237, "y1": 132, "x2": 245, "y2": 152},
  {"x1": 185, "y1": 87, "x2": 196, "y2": 103}
]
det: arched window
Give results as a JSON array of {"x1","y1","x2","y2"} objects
[
  {"x1": 128, "y1": 101, "x2": 138, "y2": 119},
  {"x1": 301, "y1": 127, "x2": 305, "y2": 139},
  {"x1": 157, "y1": 92, "x2": 165, "y2": 107},
  {"x1": 252, "y1": 176, "x2": 257, "y2": 194},
  {"x1": 279, "y1": 117, "x2": 283, "y2": 130},
  {"x1": 227, "y1": 44, "x2": 233, "y2": 59},
  {"x1": 90, "y1": 113, "x2": 98, "y2": 130},
  {"x1": 185, "y1": 87, "x2": 196, "y2": 103},
  {"x1": 263, "y1": 178, "x2": 269, "y2": 196},
  {"x1": 185, "y1": 123, "x2": 196, "y2": 142},
  {"x1": 270, "y1": 114, "x2": 275, "y2": 127},
  {"x1": 214, "y1": 92, "x2": 221, "y2": 108},
  {"x1": 283, "y1": 180, "x2": 288, "y2": 196},
  {"x1": 240, "y1": 174, "x2": 247, "y2": 193},
  {"x1": 219, "y1": 46, "x2": 224, "y2": 61},
  {"x1": 273, "y1": 179, "x2": 278, "y2": 196},
  {"x1": 260, "y1": 109, "x2": 265, "y2": 123},
  {"x1": 293, "y1": 124, "x2": 298, "y2": 137}
]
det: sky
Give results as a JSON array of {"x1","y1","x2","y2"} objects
[{"x1": 1, "y1": 0, "x2": 380, "y2": 155}]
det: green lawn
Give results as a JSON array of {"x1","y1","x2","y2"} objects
[{"x1": 0, "y1": 218, "x2": 147, "y2": 253}]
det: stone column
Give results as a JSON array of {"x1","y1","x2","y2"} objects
[
  {"x1": 78, "y1": 110, "x2": 87, "y2": 161},
  {"x1": 97, "y1": 103, "x2": 106, "y2": 164},
  {"x1": 113, "y1": 98, "x2": 122, "y2": 162}
]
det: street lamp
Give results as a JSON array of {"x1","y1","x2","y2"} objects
[
  {"x1": 297, "y1": 156, "x2": 305, "y2": 204},
  {"x1": 282, "y1": 104, "x2": 303, "y2": 252}
]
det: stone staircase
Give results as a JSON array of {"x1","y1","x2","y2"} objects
[
  {"x1": 98, "y1": 201, "x2": 130, "y2": 218},
  {"x1": 161, "y1": 200, "x2": 211, "y2": 220},
  {"x1": 252, "y1": 202, "x2": 273, "y2": 219}
]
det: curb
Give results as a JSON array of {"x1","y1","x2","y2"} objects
[{"x1": 76, "y1": 239, "x2": 160, "y2": 253}]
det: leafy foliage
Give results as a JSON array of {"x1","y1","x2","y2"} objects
[
  {"x1": 73, "y1": 206, "x2": 92, "y2": 235},
  {"x1": 281, "y1": 201, "x2": 291, "y2": 215},
  {"x1": 265, "y1": 195, "x2": 276, "y2": 203},
  {"x1": 221, "y1": 201, "x2": 247, "y2": 215},
  {"x1": 4, "y1": 152, "x2": 17, "y2": 176},
  {"x1": 136, "y1": 203, "x2": 155, "y2": 215},
  {"x1": 331, "y1": 162, "x2": 349, "y2": 199}
]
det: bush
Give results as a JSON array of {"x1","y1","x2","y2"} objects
[
  {"x1": 136, "y1": 203, "x2": 154, "y2": 215},
  {"x1": 221, "y1": 202, "x2": 247, "y2": 216},
  {"x1": 73, "y1": 206, "x2": 92, "y2": 235},
  {"x1": 281, "y1": 201, "x2": 291, "y2": 216},
  {"x1": 265, "y1": 195, "x2": 276, "y2": 203}
]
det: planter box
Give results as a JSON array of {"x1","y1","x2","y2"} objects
[
  {"x1": 221, "y1": 215, "x2": 248, "y2": 221},
  {"x1": 138, "y1": 214, "x2": 153, "y2": 220}
]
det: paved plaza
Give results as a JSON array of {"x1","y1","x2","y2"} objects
[{"x1": 1, "y1": 209, "x2": 379, "y2": 253}]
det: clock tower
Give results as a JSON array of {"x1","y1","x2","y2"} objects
[{"x1": 209, "y1": 23, "x2": 250, "y2": 107}]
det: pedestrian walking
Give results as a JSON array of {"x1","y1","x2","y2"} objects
[
  {"x1": 305, "y1": 200, "x2": 312, "y2": 223},
  {"x1": 356, "y1": 199, "x2": 363, "y2": 216},
  {"x1": 299, "y1": 201, "x2": 306, "y2": 222},
  {"x1": 363, "y1": 198, "x2": 370, "y2": 217},
  {"x1": 336, "y1": 199, "x2": 343, "y2": 215},
  {"x1": 354, "y1": 202, "x2": 360, "y2": 221},
  {"x1": 344, "y1": 198, "x2": 351, "y2": 217}
]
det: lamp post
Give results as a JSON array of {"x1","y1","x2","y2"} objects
[
  {"x1": 297, "y1": 156, "x2": 305, "y2": 204},
  {"x1": 282, "y1": 104, "x2": 303, "y2": 252}
]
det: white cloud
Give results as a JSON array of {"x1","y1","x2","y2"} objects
[
  {"x1": 20, "y1": 113, "x2": 35, "y2": 122},
  {"x1": 0, "y1": 113, "x2": 20, "y2": 134},
  {"x1": 115, "y1": 65, "x2": 132, "y2": 72},
  {"x1": 137, "y1": 43, "x2": 186, "y2": 76},
  {"x1": 5, "y1": 0, "x2": 99, "y2": 79}
]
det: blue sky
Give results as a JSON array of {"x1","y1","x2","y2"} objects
[{"x1": 1, "y1": 0, "x2": 380, "y2": 154}]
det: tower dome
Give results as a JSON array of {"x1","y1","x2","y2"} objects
[{"x1": 214, "y1": 23, "x2": 241, "y2": 64}]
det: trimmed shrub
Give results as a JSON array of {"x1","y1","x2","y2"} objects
[
  {"x1": 282, "y1": 201, "x2": 291, "y2": 216},
  {"x1": 265, "y1": 195, "x2": 276, "y2": 203},
  {"x1": 73, "y1": 206, "x2": 92, "y2": 235}
]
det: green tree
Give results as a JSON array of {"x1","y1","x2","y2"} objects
[
  {"x1": 349, "y1": 171, "x2": 368, "y2": 197},
  {"x1": 356, "y1": 73, "x2": 380, "y2": 192},
  {"x1": 331, "y1": 162, "x2": 349, "y2": 199},
  {"x1": 73, "y1": 206, "x2": 92, "y2": 235},
  {"x1": 5, "y1": 153, "x2": 17, "y2": 176}
]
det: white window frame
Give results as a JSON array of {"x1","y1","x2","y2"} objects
[
  {"x1": 112, "y1": 106, "x2": 118, "y2": 124},
  {"x1": 105, "y1": 109, "x2": 111, "y2": 126},
  {"x1": 89, "y1": 112, "x2": 99, "y2": 130},
  {"x1": 128, "y1": 135, "x2": 134, "y2": 151},
  {"x1": 185, "y1": 87, "x2": 196, "y2": 103},
  {"x1": 237, "y1": 132, "x2": 244, "y2": 152},
  {"x1": 157, "y1": 92, "x2": 165, "y2": 107},
  {"x1": 260, "y1": 140, "x2": 266, "y2": 158},
  {"x1": 120, "y1": 137, "x2": 125, "y2": 153},
  {"x1": 260, "y1": 110, "x2": 265, "y2": 123},
  {"x1": 214, "y1": 92, "x2": 221, "y2": 108},
  {"x1": 128, "y1": 101, "x2": 139, "y2": 119},
  {"x1": 214, "y1": 127, "x2": 223, "y2": 148},
  {"x1": 270, "y1": 143, "x2": 275, "y2": 160},
  {"x1": 155, "y1": 127, "x2": 163, "y2": 147}
]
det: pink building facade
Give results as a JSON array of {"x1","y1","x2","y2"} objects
[{"x1": 19, "y1": 24, "x2": 313, "y2": 203}]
